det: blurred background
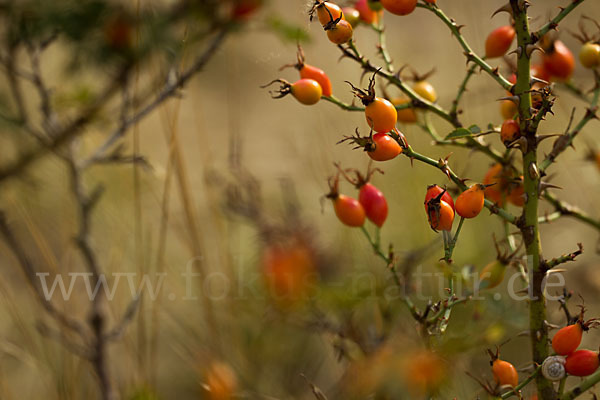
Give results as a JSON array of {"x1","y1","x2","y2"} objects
[{"x1": 1, "y1": 0, "x2": 600, "y2": 399}]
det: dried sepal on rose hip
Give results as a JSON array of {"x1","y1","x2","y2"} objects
[
  {"x1": 347, "y1": 71, "x2": 398, "y2": 133},
  {"x1": 310, "y1": 0, "x2": 343, "y2": 26},
  {"x1": 552, "y1": 306, "x2": 600, "y2": 356},
  {"x1": 261, "y1": 78, "x2": 322, "y2": 105},
  {"x1": 338, "y1": 128, "x2": 402, "y2": 162},
  {"x1": 478, "y1": 237, "x2": 521, "y2": 290},
  {"x1": 425, "y1": 184, "x2": 455, "y2": 211},
  {"x1": 487, "y1": 348, "x2": 519, "y2": 388},
  {"x1": 325, "y1": 173, "x2": 366, "y2": 227},
  {"x1": 280, "y1": 45, "x2": 332, "y2": 97},
  {"x1": 424, "y1": 187, "x2": 455, "y2": 232}
]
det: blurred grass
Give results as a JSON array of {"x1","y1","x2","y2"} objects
[{"x1": 1, "y1": 0, "x2": 600, "y2": 399}]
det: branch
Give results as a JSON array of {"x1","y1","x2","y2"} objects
[
  {"x1": 0, "y1": 66, "x2": 129, "y2": 184},
  {"x1": 337, "y1": 42, "x2": 459, "y2": 126},
  {"x1": 359, "y1": 226, "x2": 422, "y2": 322},
  {"x1": 532, "y1": 0, "x2": 587, "y2": 42},
  {"x1": 81, "y1": 27, "x2": 229, "y2": 168},
  {"x1": 543, "y1": 192, "x2": 600, "y2": 231},
  {"x1": 450, "y1": 63, "x2": 477, "y2": 120},
  {"x1": 543, "y1": 243, "x2": 583, "y2": 270},
  {"x1": 65, "y1": 150, "x2": 116, "y2": 400},
  {"x1": 416, "y1": 3, "x2": 512, "y2": 91},
  {"x1": 0, "y1": 212, "x2": 87, "y2": 338},
  {"x1": 500, "y1": 366, "x2": 542, "y2": 399},
  {"x1": 372, "y1": 21, "x2": 393, "y2": 73},
  {"x1": 560, "y1": 368, "x2": 600, "y2": 400}
]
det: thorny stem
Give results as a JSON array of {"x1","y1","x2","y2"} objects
[
  {"x1": 444, "y1": 216, "x2": 465, "y2": 262},
  {"x1": 322, "y1": 95, "x2": 365, "y2": 111},
  {"x1": 416, "y1": 3, "x2": 512, "y2": 91},
  {"x1": 360, "y1": 226, "x2": 421, "y2": 321},
  {"x1": 373, "y1": 19, "x2": 393, "y2": 73},
  {"x1": 500, "y1": 366, "x2": 542, "y2": 399},
  {"x1": 509, "y1": 0, "x2": 553, "y2": 397},
  {"x1": 450, "y1": 63, "x2": 477, "y2": 120},
  {"x1": 337, "y1": 43, "x2": 459, "y2": 126},
  {"x1": 543, "y1": 192, "x2": 600, "y2": 232},
  {"x1": 532, "y1": 0, "x2": 586, "y2": 42},
  {"x1": 560, "y1": 368, "x2": 600, "y2": 400}
]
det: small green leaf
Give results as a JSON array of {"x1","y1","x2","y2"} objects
[
  {"x1": 445, "y1": 128, "x2": 472, "y2": 139},
  {"x1": 468, "y1": 124, "x2": 481, "y2": 134}
]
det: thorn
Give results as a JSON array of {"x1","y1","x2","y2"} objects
[
  {"x1": 536, "y1": 134, "x2": 560, "y2": 145},
  {"x1": 528, "y1": 162, "x2": 540, "y2": 180},
  {"x1": 509, "y1": 136, "x2": 529, "y2": 153},
  {"x1": 491, "y1": 3, "x2": 512, "y2": 18},
  {"x1": 497, "y1": 95, "x2": 520, "y2": 105},
  {"x1": 525, "y1": 44, "x2": 544, "y2": 58},
  {"x1": 539, "y1": 181, "x2": 562, "y2": 191},
  {"x1": 507, "y1": 47, "x2": 523, "y2": 58}
]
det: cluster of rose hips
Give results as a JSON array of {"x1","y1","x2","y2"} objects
[
  {"x1": 542, "y1": 310, "x2": 600, "y2": 379},
  {"x1": 326, "y1": 165, "x2": 389, "y2": 228},
  {"x1": 423, "y1": 182, "x2": 487, "y2": 232}
]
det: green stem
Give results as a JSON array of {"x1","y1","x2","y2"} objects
[
  {"x1": 450, "y1": 63, "x2": 477, "y2": 119},
  {"x1": 560, "y1": 369, "x2": 600, "y2": 400},
  {"x1": 360, "y1": 225, "x2": 422, "y2": 321},
  {"x1": 500, "y1": 366, "x2": 542, "y2": 399},
  {"x1": 322, "y1": 95, "x2": 364, "y2": 111},
  {"x1": 361, "y1": 225, "x2": 390, "y2": 262},
  {"x1": 337, "y1": 44, "x2": 458, "y2": 126},
  {"x1": 543, "y1": 192, "x2": 600, "y2": 232},
  {"x1": 532, "y1": 0, "x2": 586, "y2": 41},
  {"x1": 444, "y1": 217, "x2": 464, "y2": 262},
  {"x1": 558, "y1": 377, "x2": 566, "y2": 397},
  {"x1": 510, "y1": 1, "x2": 553, "y2": 398},
  {"x1": 373, "y1": 19, "x2": 393, "y2": 73},
  {"x1": 416, "y1": 3, "x2": 512, "y2": 91}
]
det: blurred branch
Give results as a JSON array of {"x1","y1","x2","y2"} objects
[
  {"x1": 65, "y1": 150, "x2": 116, "y2": 400},
  {"x1": 542, "y1": 192, "x2": 600, "y2": 231},
  {"x1": 81, "y1": 27, "x2": 230, "y2": 168},
  {"x1": 0, "y1": 212, "x2": 88, "y2": 338},
  {"x1": 372, "y1": 20, "x2": 393, "y2": 73},
  {"x1": 0, "y1": 65, "x2": 129, "y2": 184}
]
